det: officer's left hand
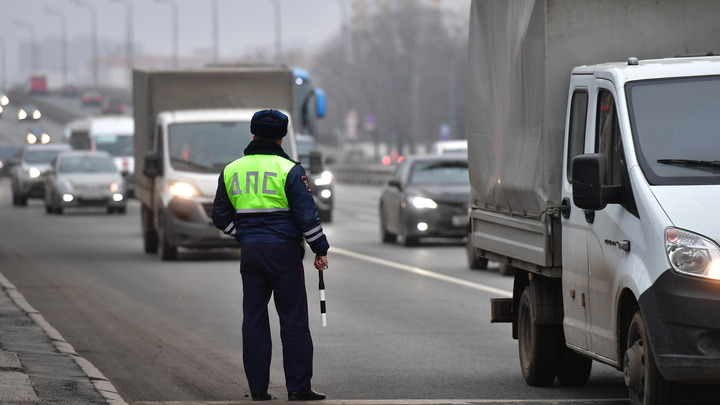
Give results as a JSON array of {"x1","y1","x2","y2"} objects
[{"x1": 314, "y1": 255, "x2": 328, "y2": 271}]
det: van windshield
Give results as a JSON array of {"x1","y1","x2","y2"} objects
[
  {"x1": 627, "y1": 76, "x2": 720, "y2": 185},
  {"x1": 168, "y1": 121, "x2": 253, "y2": 173},
  {"x1": 94, "y1": 134, "x2": 133, "y2": 157}
]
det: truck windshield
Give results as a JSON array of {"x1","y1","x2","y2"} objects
[
  {"x1": 627, "y1": 75, "x2": 720, "y2": 185},
  {"x1": 168, "y1": 121, "x2": 253, "y2": 173},
  {"x1": 93, "y1": 134, "x2": 133, "y2": 157}
]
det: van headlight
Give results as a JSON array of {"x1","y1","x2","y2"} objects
[
  {"x1": 666, "y1": 228, "x2": 720, "y2": 280},
  {"x1": 169, "y1": 181, "x2": 200, "y2": 198},
  {"x1": 28, "y1": 167, "x2": 41, "y2": 178},
  {"x1": 411, "y1": 196, "x2": 437, "y2": 209}
]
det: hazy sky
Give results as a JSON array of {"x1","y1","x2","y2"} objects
[{"x1": 0, "y1": 0, "x2": 471, "y2": 85}]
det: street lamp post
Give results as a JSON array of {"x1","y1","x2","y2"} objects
[
  {"x1": 13, "y1": 19, "x2": 37, "y2": 72},
  {"x1": 263, "y1": 0, "x2": 281, "y2": 64},
  {"x1": 0, "y1": 37, "x2": 6, "y2": 91},
  {"x1": 156, "y1": 0, "x2": 179, "y2": 68},
  {"x1": 111, "y1": 0, "x2": 134, "y2": 87},
  {"x1": 329, "y1": 0, "x2": 352, "y2": 65},
  {"x1": 73, "y1": 0, "x2": 99, "y2": 86},
  {"x1": 45, "y1": 7, "x2": 68, "y2": 88},
  {"x1": 211, "y1": 0, "x2": 219, "y2": 63}
]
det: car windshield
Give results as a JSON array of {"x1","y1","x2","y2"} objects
[
  {"x1": 627, "y1": 76, "x2": 720, "y2": 185},
  {"x1": 409, "y1": 160, "x2": 469, "y2": 184},
  {"x1": 58, "y1": 156, "x2": 117, "y2": 173},
  {"x1": 168, "y1": 121, "x2": 253, "y2": 173},
  {"x1": 93, "y1": 134, "x2": 133, "y2": 157},
  {"x1": 25, "y1": 149, "x2": 64, "y2": 164}
]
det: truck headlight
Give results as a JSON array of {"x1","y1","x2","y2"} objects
[
  {"x1": 314, "y1": 170, "x2": 333, "y2": 186},
  {"x1": 666, "y1": 228, "x2": 720, "y2": 280},
  {"x1": 169, "y1": 181, "x2": 200, "y2": 198},
  {"x1": 411, "y1": 196, "x2": 437, "y2": 209},
  {"x1": 28, "y1": 167, "x2": 41, "y2": 178}
]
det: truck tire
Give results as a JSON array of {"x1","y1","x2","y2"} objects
[
  {"x1": 625, "y1": 311, "x2": 678, "y2": 405},
  {"x1": 467, "y1": 236, "x2": 488, "y2": 270},
  {"x1": 556, "y1": 345, "x2": 592, "y2": 386},
  {"x1": 518, "y1": 286, "x2": 560, "y2": 386},
  {"x1": 157, "y1": 213, "x2": 178, "y2": 261},
  {"x1": 141, "y1": 206, "x2": 159, "y2": 254}
]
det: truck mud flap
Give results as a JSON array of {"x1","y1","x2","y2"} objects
[{"x1": 491, "y1": 298, "x2": 513, "y2": 323}]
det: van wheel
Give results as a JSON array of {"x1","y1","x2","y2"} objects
[
  {"x1": 467, "y1": 236, "x2": 488, "y2": 270},
  {"x1": 141, "y1": 206, "x2": 159, "y2": 254},
  {"x1": 518, "y1": 286, "x2": 560, "y2": 386},
  {"x1": 158, "y1": 215, "x2": 178, "y2": 261},
  {"x1": 625, "y1": 311, "x2": 678, "y2": 405},
  {"x1": 556, "y1": 345, "x2": 592, "y2": 386}
]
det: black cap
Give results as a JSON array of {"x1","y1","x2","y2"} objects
[{"x1": 251, "y1": 109, "x2": 288, "y2": 139}]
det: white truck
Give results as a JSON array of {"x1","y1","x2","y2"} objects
[
  {"x1": 134, "y1": 68, "x2": 314, "y2": 260},
  {"x1": 467, "y1": 1, "x2": 720, "y2": 404}
]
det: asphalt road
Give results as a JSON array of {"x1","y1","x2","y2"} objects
[{"x1": 0, "y1": 175, "x2": 642, "y2": 405}]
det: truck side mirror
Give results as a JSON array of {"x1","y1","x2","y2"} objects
[
  {"x1": 314, "y1": 88, "x2": 326, "y2": 118},
  {"x1": 309, "y1": 150, "x2": 323, "y2": 175},
  {"x1": 572, "y1": 153, "x2": 606, "y2": 211},
  {"x1": 143, "y1": 152, "x2": 163, "y2": 177}
]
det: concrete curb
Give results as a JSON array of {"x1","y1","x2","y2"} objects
[{"x1": 0, "y1": 272, "x2": 129, "y2": 405}]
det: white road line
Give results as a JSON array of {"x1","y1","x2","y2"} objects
[
  {"x1": 136, "y1": 399, "x2": 630, "y2": 404},
  {"x1": 331, "y1": 247, "x2": 513, "y2": 298}
]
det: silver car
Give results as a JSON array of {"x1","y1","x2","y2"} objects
[
  {"x1": 11, "y1": 143, "x2": 71, "y2": 206},
  {"x1": 44, "y1": 151, "x2": 127, "y2": 214}
]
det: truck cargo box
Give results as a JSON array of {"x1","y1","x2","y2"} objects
[{"x1": 468, "y1": 0, "x2": 720, "y2": 269}]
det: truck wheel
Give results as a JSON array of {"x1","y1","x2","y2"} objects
[
  {"x1": 518, "y1": 286, "x2": 560, "y2": 386},
  {"x1": 158, "y1": 215, "x2": 178, "y2": 261},
  {"x1": 467, "y1": 236, "x2": 488, "y2": 270},
  {"x1": 141, "y1": 206, "x2": 159, "y2": 254},
  {"x1": 499, "y1": 263, "x2": 517, "y2": 276},
  {"x1": 625, "y1": 311, "x2": 678, "y2": 405},
  {"x1": 380, "y1": 211, "x2": 397, "y2": 243},
  {"x1": 556, "y1": 345, "x2": 592, "y2": 386}
]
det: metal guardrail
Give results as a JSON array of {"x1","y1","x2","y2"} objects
[{"x1": 330, "y1": 164, "x2": 394, "y2": 186}]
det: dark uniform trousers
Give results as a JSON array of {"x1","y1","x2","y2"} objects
[{"x1": 240, "y1": 241, "x2": 314, "y2": 394}]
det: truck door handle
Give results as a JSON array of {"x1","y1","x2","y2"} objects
[
  {"x1": 583, "y1": 209, "x2": 595, "y2": 224},
  {"x1": 560, "y1": 198, "x2": 571, "y2": 219}
]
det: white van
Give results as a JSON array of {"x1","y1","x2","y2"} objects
[{"x1": 89, "y1": 116, "x2": 135, "y2": 194}]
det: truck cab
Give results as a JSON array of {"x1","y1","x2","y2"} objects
[{"x1": 141, "y1": 109, "x2": 297, "y2": 260}]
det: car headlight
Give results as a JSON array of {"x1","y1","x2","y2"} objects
[
  {"x1": 41, "y1": 133, "x2": 50, "y2": 144},
  {"x1": 18, "y1": 110, "x2": 27, "y2": 120},
  {"x1": 313, "y1": 170, "x2": 333, "y2": 186},
  {"x1": 0, "y1": 161, "x2": 4, "y2": 169},
  {"x1": 169, "y1": 181, "x2": 200, "y2": 198},
  {"x1": 26, "y1": 133, "x2": 37, "y2": 144},
  {"x1": 411, "y1": 196, "x2": 437, "y2": 209},
  {"x1": 28, "y1": 167, "x2": 41, "y2": 178},
  {"x1": 32, "y1": 110, "x2": 41, "y2": 119},
  {"x1": 0, "y1": 95, "x2": 8, "y2": 106},
  {"x1": 0, "y1": 106, "x2": 3, "y2": 113},
  {"x1": 666, "y1": 228, "x2": 720, "y2": 280}
]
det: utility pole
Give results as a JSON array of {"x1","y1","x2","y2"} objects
[
  {"x1": 112, "y1": 0, "x2": 134, "y2": 87},
  {"x1": 14, "y1": 20, "x2": 38, "y2": 72},
  {"x1": 156, "y1": 0, "x2": 179, "y2": 68},
  {"x1": 212, "y1": 0, "x2": 219, "y2": 63},
  {"x1": 263, "y1": 0, "x2": 281, "y2": 64},
  {"x1": 73, "y1": 0, "x2": 99, "y2": 85},
  {"x1": 0, "y1": 37, "x2": 6, "y2": 91},
  {"x1": 45, "y1": 7, "x2": 68, "y2": 88}
]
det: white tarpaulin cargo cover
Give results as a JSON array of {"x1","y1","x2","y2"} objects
[{"x1": 468, "y1": 0, "x2": 720, "y2": 220}]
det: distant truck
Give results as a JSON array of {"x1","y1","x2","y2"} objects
[
  {"x1": 28, "y1": 75, "x2": 48, "y2": 95},
  {"x1": 467, "y1": 1, "x2": 720, "y2": 404},
  {"x1": 133, "y1": 67, "x2": 324, "y2": 260}
]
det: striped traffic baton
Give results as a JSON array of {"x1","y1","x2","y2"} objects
[{"x1": 318, "y1": 261, "x2": 327, "y2": 327}]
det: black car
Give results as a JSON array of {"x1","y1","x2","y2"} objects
[
  {"x1": 296, "y1": 134, "x2": 334, "y2": 222},
  {"x1": 379, "y1": 155, "x2": 470, "y2": 246}
]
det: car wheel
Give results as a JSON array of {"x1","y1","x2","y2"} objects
[
  {"x1": 379, "y1": 208, "x2": 397, "y2": 243},
  {"x1": 625, "y1": 311, "x2": 678, "y2": 405},
  {"x1": 518, "y1": 286, "x2": 560, "y2": 386},
  {"x1": 117, "y1": 206, "x2": 127, "y2": 214},
  {"x1": 45, "y1": 205, "x2": 53, "y2": 214},
  {"x1": 17, "y1": 193, "x2": 28, "y2": 206},
  {"x1": 467, "y1": 235, "x2": 488, "y2": 270},
  {"x1": 158, "y1": 213, "x2": 178, "y2": 261},
  {"x1": 401, "y1": 223, "x2": 420, "y2": 247},
  {"x1": 499, "y1": 263, "x2": 517, "y2": 276},
  {"x1": 318, "y1": 208, "x2": 332, "y2": 223},
  {"x1": 54, "y1": 206, "x2": 63, "y2": 215},
  {"x1": 107, "y1": 207, "x2": 115, "y2": 214}
]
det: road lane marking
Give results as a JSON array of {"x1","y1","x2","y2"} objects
[
  {"x1": 331, "y1": 247, "x2": 512, "y2": 298},
  {"x1": 136, "y1": 399, "x2": 630, "y2": 404}
]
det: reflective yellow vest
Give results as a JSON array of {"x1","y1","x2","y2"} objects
[{"x1": 223, "y1": 154, "x2": 297, "y2": 213}]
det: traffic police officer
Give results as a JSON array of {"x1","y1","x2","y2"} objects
[{"x1": 212, "y1": 109, "x2": 329, "y2": 401}]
